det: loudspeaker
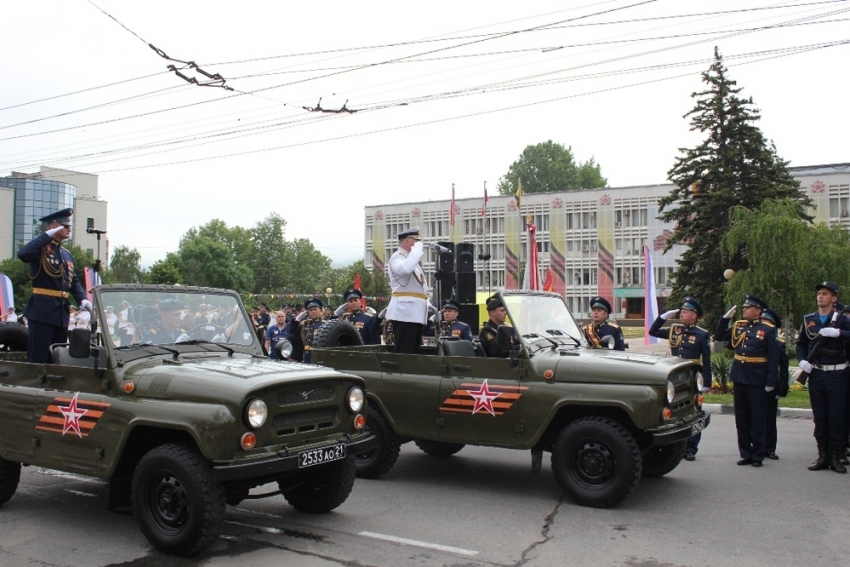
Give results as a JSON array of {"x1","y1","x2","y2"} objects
[
  {"x1": 457, "y1": 272, "x2": 476, "y2": 304},
  {"x1": 437, "y1": 272, "x2": 455, "y2": 309},
  {"x1": 438, "y1": 251, "x2": 454, "y2": 273},
  {"x1": 458, "y1": 304, "x2": 479, "y2": 331},
  {"x1": 456, "y1": 242, "x2": 474, "y2": 272}
]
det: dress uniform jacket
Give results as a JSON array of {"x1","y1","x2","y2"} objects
[
  {"x1": 439, "y1": 320, "x2": 473, "y2": 341},
  {"x1": 583, "y1": 320, "x2": 626, "y2": 351},
  {"x1": 795, "y1": 311, "x2": 850, "y2": 369},
  {"x1": 341, "y1": 310, "x2": 380, "y2": 345},
  {"x1": 715, "y1": 318, "x2": 779, "y2": 388},
  {"x1": 17, "y1": 232, "x2": 86, "y2": 328},
  {"x1": 479, "y1": 320, "x2": 517, "y2": 357},
  {"x1": 300, "y1": 317, "x2": 325, "y2": 363},
  {"x1": 649, "y1": 316, "x2": 711, "y2": 379},
  {"x1": 386, "y1": 245, "x2": 429, "y2": 325}
]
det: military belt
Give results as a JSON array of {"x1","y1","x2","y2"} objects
[
  {"x1": 392, "y1": 292, "x2": 427, "y2": 300},
  {"x1": 814, "y1": 362, "x2": 848, "y2": 372},
  {"x1": 304, "y1": 346, "x2": 313, "y2": 351},
  {"x1": 32, "y1": 287, "x2": 69, "y2": 299},
  {"x1": 734, "y1": 354, "x2": 767, "y2": 363}
]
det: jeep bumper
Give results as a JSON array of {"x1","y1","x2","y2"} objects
[
  {"x1": 650, "y1": 411, "x2": 710, "y2": 446},
  {"x1": 213, "y1": 434, "x2": 378, "y2": 482}
]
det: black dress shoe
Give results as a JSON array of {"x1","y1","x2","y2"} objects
[
  {"x1": 766, "y1": 452, "x2": 779, "y2": 460},
  {"x1": 737, "y1": 458, "x2": 753, "y2": 465},
  {"x1": 752, "y1": 461, "x2": 763, "y2": 467},
  {"x1": 684, "y1": 452, "x2": 696, "y2": 461}
]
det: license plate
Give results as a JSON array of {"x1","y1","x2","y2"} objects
[
  {"x1": 691, "y1": 418, "x2": 705, "y2": 436},
  {"x1": 298, "y1": 443, "x2": 346, "y2": 468}
]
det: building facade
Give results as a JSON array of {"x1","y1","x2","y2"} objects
[
  {"x1": 0, "y1": 167, "x2": 108, "y2": 266},
  {"x1": 363, "y1": 163, "x2": 850, "y2": 320}
]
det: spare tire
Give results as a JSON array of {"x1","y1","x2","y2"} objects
[
  {"x1": 0, "y1": 323, "x2": 28, "y2": 352},
  {"x1": 313, "y1": 319, "x2": 363, "y2": 349}
]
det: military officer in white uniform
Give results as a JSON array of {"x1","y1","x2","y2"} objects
[{"x1": 386, "y1": 226, "x2": 429, "y2": 353}]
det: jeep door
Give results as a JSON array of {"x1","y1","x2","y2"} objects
[
  {"x1": 373, "y1": 351, "x2": 442, "y2": 438},
  {"x1": 0, "y1": 360, "x2": 41, "y2": 461}
]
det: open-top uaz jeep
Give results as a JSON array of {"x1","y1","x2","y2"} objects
[
  {"x1": 311, "y1": 290, "x2": 709, "y2": 508},
  {"x1": 0, "y1": 285, "x2": 375, "y2": 555}
]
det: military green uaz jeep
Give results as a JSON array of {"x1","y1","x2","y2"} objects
[
  {"x1": 311, "y1": 290, "x2": 709, "y2": 508},
  {"x1": 0, "y1": 285, "x2": 375, "y2": 555}
]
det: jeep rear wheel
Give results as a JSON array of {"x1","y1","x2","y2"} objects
[
  {"x1": 132, "y1": 443, "x2": 225, "y2": 556},
  {"x1": 414, "y1": 439, "x2": 465, "y2": 457},
  {"x1": 641, "y1": 440, "x2": 687, "y2": 478},
  {"x1": 0, "y1": 322, "x2": 28, "y2": 352},
  {"x1": 0, "y1": 456, "x2": 21, "y2": 506},
  {"x1": 314, "y1": 319, "x2": 363, "y2": 348},
  {"x1": 281, "y1": 455, "x2": 356, "y2": 513},
  {"x1": 354, "y1": 406, "x2": 401, "y2": 479},
  {"x1": 551, "y1": 417, "x2": 641, "y2": 508}
]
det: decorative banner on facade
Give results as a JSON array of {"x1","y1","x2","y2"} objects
[
  {"x1": 597, "y1": 193, "x2": 615, "y2": 306},
  {"x1": 372, "y1": 210, "x2": 386, "y2": 273},
  {"x1": 504, "y1": 201, "x2": 521, "y2": 289},
  {"x1": 0, "y1": 273, "x2": 13, "y2": 316},
  {"x1": 549, "y1": 197, "x2": 566, "y2": 296},
  {"x1": 809, "y1": 179, "x2": 829, "y2": 224}
]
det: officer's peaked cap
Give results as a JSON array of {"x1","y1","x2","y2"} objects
[
  {"x1": 305, "y1": 298, "x2": 323, "y2": 310},
  {"x1": 816, "y1": 281, "x2": 839, "y2": 295},
  {"x1": 590, "y1": 296, "x2": 612, "y2": 313},
  {"x1": 39, "y1": 208, "x2": 73, "y2": 224},
  {"x1": 396, "y1": 226, "x2": 421, "y2": 240},
  {"x1": 344, "y1": 289, "x2": 363, "y2": 301},
  {"x1": 680, "y1": 296, "x2": 703, "y2": 318},
  {"x1": 158, "y1": 299, "x2": 185, "y2": 312},
  {"x1": 442, "y1": 298, "x2": 461, "y2": 311},
  {"x1": 486, "y1": 296, "x2": 504, "y2": 311},
  {"x1": 742, "y1": 294, "x2": 768, "y2": 310}
]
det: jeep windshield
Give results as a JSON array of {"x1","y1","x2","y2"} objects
[
  {"x1": 98, "y1": 289, "x2": 255, "y2": 349},
  {"x1": 501, "y1": 293, "x2": 586, "y2": 351}
]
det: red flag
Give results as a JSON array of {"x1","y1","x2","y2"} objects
[
  {"x1": 543, "y1": 268, "x2": 553, "y2": 292},
  {"x1": 450, "y1": 184, "x2": 456, "y2": 226},
  {"x1": 354, "y1": 272, "x2": 366, "y2": 310},
  {"x1": 480, "y1": 182, "x2": 488, "y2": 217}
]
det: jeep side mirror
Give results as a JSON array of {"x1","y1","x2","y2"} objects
[
  {"x1": 275, "y1": 339, "x2": 293, "y2": 360},
  {"x1": 600, "y1": 335, "x2": 615, "y2": 350},
  {"x1": 68, "y1": 328, "x2": 93, "y2": 358}
]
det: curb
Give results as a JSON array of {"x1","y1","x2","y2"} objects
[{"x1": 703, "y1": 403, "x2": 812, "y2": 418}]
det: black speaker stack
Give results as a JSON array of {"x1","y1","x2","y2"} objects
[{"x1": 433, "y1": 241, "x2": 479, "y2": 331}]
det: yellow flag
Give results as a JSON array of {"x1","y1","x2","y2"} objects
[{"x1": 515, "y1": 179, "x2": 523, "y2": 208}]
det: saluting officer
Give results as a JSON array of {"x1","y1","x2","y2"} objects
[
  {"x1": 761, "y1": 307, "x2": 790, "y2": 460},
  {"x1": 16, "y1": 208, "x2": 92, "y2": 363},
  {"x1": 479, "y1": 296, "x2": 517, "y2": 357},
  {"x1": 796, "y1": 281, "x2": 850, "y2": 473},
  {"x1": 439, "y1": 299, "x2": 472, "y2": 341},
  {"x1": 583, "y1": 296, "x2": 626, "y2": 350},
  {"x1": 386, "y1": 226, "x2": 429, "y2": 354},
  {"x1": 338, "y1": 289, "x2": 380, "y2": 345},
  {"x1": 715, "y1": 294, "x2": 779, "y2": 467},
  {"x1": 299, "y1": 298, "x2": 325, "y2": 364},
  {"x1": 649, "y1": 296, "x2": 711, "y2": 461}
]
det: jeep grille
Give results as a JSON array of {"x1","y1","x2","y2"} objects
[
  {"x1": 277, "y1": 384, "x2": 334, "y2": 406},
  {"x1": 273, "y1": 407, "x2": 336, "y2": 429}
]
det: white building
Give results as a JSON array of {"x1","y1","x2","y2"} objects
[{"x1": 364, "y1": 163, "x2": 850, "y2": 320}]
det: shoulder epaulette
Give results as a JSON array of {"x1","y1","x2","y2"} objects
[{"x1": 607, "y1": 320, "x2": 620, "y2": 328}]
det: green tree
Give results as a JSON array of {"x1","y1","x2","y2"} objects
[
  {"x1": 147, "y1": 253, "x2": 184, "y2": 285},
  {"x1": 284, "y1": 238, "x2": 331, "y2": 295},
  {"x1": 249, "y1": 214, "x2": 288, "y2": 293},
  {"x1": 110, "y1": 245, "x2": 144, "y2": 283},
  {"x1": 178, "y1": 237, "x2": 253, "y2": 291},
  {"x1": 497, "y1": 140, "x2": 607, "y2": 196},
  {"x1": 0, "y1": 257, "x2": 32, "y2": 312},
  {"x1": 659, "y1": 48, "x2": 813, "y2": 329}
]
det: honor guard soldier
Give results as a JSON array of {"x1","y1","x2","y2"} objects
[
  {"x1": 583, "y1": 296, "x2": 626, "y2": 350},
  {"x1": 761, "y1": 307, "x2": 790, "y2": 460},
  {"x1": 715, "y1": 294, "x2": 779, "y2": 467},
  {"x1": 386, "y1": 226, "x2": 429, "y2": 354},
  {"x1": 649, "y1": 296, "x2": 711, "y2": 461},
  {"x1": 479, "y1": 296, "x2": 517, "y2": 357},
  {"x1": 16, "y1": 208, "x2": 92, "y2": 363},
  {"x1": 337, "y1": 289, "x2": 380, "y2": 345},
  {"x1": 796, "y1": 281, "x2": 850, "y2": 473},
  {"x1": 439, "y1": 299, "x2": 472, "y2": 341},
  {"x1": 299, "y1": 298, "x2": 326, "y2": 364}
]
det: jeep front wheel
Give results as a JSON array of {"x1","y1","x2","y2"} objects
[
  {"x1": 354, "y1": 406, "x2": 401, "y2": 479},
  {"x1": 281, "y1": 455, "x2": 356, "y2": 513},
  {"x1": 641, "y1": 440, "x2": 687, "y2": 478},
  {"x1": 132, "y1": 443, "x2": 225, "y2": 556},
  {"x1": 0, "y1": 456, "x2": 21, "y2": 506},
  {"x1": 551, "y1": 417, "x2": 641, "y2": 508},
  {"x1": 414, "y1": 439, "x2": 465, "y2": 457}
]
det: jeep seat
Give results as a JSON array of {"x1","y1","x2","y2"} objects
[{"x1": 437, "y1": 339, "x2": 475, "y2": 358}]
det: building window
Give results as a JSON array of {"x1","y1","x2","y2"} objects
[{"x1": 87, "y1": 217, "x2": 94, "y2": 230}]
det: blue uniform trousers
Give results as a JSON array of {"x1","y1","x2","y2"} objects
[
  {"x1": 808, "y1": 369, "x2": 847, "y2": 447},
  {"x1": 27, "y1": 320, "x2": 68, "y2": 364},
  {"x1": 766, "y1": 395, "x2": 779, "y2": 453},
  {"x1": 733, "y1": 383, "x2": 768, "y2": 462}
]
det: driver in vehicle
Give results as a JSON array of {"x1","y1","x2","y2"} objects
[
  {"x1": 479, "y1": 296, "x2": 517, "y2": 357},
  {"x1": 143, "y1": 299, "x2": 189, "y2": 344}
]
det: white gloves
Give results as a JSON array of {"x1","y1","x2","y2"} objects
[
  {"x1": 412, "y1": 241, "x2": 424, "y2": 254},
  {"x1": 81, "y1": 299, "x2": 93, "y2": 314},
  {"x1": 295, "y1": 311, "x2": 309, "y2": 322},
  {"x1": 798, "y1": 360, "x2": 813, "y2": 374},
  {"x1": 46, "y1": 226, "x2": 63, "y2": 237},
  {"x1": 723, "y1": 305, "x2": 737, "y2": 319},
  {"x1": 660, "y1": 309, "x2": 679, "y2": 320},
  {"x1": 818, "y1": 327, "x2": 840, "y2": 338},
  {"x1": 334, "y1": 304, "x2": 347, "y2": 316},
  {"x1": 765, "y1": 386, "x2": 774, "y2": 392}
]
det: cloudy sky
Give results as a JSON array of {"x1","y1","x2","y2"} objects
[{"x1": 1, "y1": 0, "x2": 847, "y2": 268}]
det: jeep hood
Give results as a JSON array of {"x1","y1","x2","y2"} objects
[{"x1": 540, "y1": 348, "x2": 698, "y2": 385}]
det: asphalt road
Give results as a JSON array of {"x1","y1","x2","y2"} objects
[{"x1": 1, "y1": 412, "x2": 848, "y2": 567}]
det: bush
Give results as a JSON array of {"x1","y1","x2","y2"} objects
[{"x1": 710, "y1": 351, "x2": 733, "y2": 393}]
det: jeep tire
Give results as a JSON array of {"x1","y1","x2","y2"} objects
[
  {"x1": 551, "y1": 417, "x2": 641, "y2": 508},
  {"x1": 0, "y1": 322, "x2": 28, "y2": 352},
  {"x1": 414, "y1": 439, "x2": 465, "y2": 457},
  {"x1": 281, "y1": 455, "x2": 356, "y2": 513},
  {"x1": 132, "y1": 443, "x2": 225, "y2": 556},
  {"x1": 641, "y1": 440, "x2": 687, "y2": 478},
  {"x1": 314, "y1": 319, "x2": 363, "y2": 348},
  {"x1": 0, "y1": 456, "x2": 21, "y2": 506},
  {"x1": 354, "y1": 406, "x2": 401, "y2": 478}
]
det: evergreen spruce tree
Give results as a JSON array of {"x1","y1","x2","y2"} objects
[{"x1": 659, "y1": 48, "x2": 812, "y2": 328}]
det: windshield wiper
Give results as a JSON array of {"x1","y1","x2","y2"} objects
[
  {"x1": 177, "y1": 339, "x2": 235, "y2": 357},
  {"x1": 543, "y1": 329, "x2": 583, "y2": 347},
  {"x1": 522, "y1": 333, "x2": 559, "y2": 350}
]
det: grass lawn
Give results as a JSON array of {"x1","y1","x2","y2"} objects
[{"x1": 704, "y1": 389, "x2": 811, "y2": 409}]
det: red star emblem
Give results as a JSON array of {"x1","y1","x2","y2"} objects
[
  {"x1": 59, "y1": 393, "x2": 88, "y2": 437},
  {"x1": 467, "y1": 380, "x2": 501, "y2": 416}
]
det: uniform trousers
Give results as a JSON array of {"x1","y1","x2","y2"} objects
[
  {"x1": 808, "y1": 369, "x2": 847, "y2": 447},
  {"x1": 27, "y1": 319, "x2": 68, "y2": 364},
  {"x1": 732, "y1": 382, "x2": 768, "y2": 462},
  {"x1": 766, "y1": 395, "x2": 779, "y2": 454},
  {"x1": 392, "y1": 320, "x2": 422, "y2": 354}
]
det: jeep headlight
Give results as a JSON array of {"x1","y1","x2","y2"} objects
[
  {"x1": 666, "y1": 380, "x2": 675, "y2": 404},
  {"x1": 245, "y1": 398, "x2": 268, "y2": 429},
  {"x1": 347, "y1": 386, "x2": 365, "y2": 413},
  {"x1": 695, "y1": 372, "x2": 704, "y2": 391}
]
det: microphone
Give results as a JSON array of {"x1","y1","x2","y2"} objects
[
  {"x1": 426, "y1": 242, "x2": 450, "y2": 253},
  {"x1": 86, "y1": 228, "x2": 107, "y2": 234}
]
